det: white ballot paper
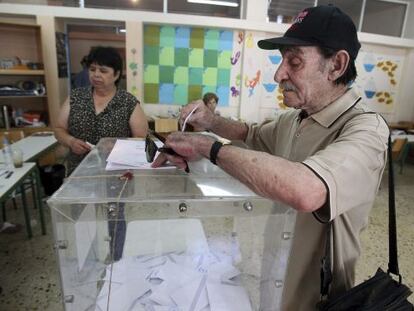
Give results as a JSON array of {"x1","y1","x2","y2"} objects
[
  {"x1": 95, "y1": 253, "x2": 253, "y2": 310},
  {"x1": 105, "y1": 139, "x2": 174, "y2": 171},
  {"x1": 95, "y1": 219, "x2": 252, "y2": 310}
]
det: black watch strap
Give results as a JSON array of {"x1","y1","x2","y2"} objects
[{"x1": 210, "y1": 141, "x2": 224, "y2": 165}]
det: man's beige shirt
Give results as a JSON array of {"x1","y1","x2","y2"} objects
[{"x1": 245, "y1": 88, "x2": 389, "y2": 310}]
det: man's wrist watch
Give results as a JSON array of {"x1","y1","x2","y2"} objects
[{"x1": 209, "y1": 139, "x2": 231, "y2": 165}]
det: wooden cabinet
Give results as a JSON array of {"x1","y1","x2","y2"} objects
[{"x1": 0, "y1": 22, "x2": 51, "y2": 135}]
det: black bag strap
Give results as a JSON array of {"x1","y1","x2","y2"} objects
[
  {"x1": 320, "y1": 119, "x2": 401, "y2": 300},
  {"x1": 320, "y1": 222, "x2": 332, "y2": 298},
  {"x1": 387, "y1": 134, "x2": 400, "y2": 278}
]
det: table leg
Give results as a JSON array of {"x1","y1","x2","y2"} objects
[
  {"x1": 20, "y1": 183, "x2": 32, "y2": 239},
  {"x1": 33, "y1": 169, "x2": 46, "y2": 235}
]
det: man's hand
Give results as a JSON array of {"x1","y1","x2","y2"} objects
[
  {"x1": 151, "y1": 132, "x2": 214, "y2": 169},
  {"x1": 69, "y1": 137, "x2": 91, "y2": 155},
  {"x1": 180, "y1": 100, "x2": 215, "y2": 131}
]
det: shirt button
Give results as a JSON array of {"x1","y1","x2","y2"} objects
[{"x1": 295, "y1": 133, "x2": 301, "y2": 137}]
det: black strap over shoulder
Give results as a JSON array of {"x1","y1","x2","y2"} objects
[
  {"x1": 320, "y1": 223, "x2": 332, "y2": 298},
  {"x1": 387, "y1": 134, "x2": 399, "y2": 277},
  {"x1": 320, "y1": 116, "x2": 400, "y2": 300}
]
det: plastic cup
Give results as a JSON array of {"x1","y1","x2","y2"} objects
[{"x1": 12, "y1": 148, "x2": 23, "y2": 168}]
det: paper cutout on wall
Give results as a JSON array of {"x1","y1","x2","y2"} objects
[
  {"x1": 230, "y1": 86, "x2": 240, "y2": 97},
  {"x1": 277, "y1": 87, "x2": 286, "y2": 109},
  {"x1": 263, "y1": 83, "x2": 277, "y2": 92},
  {"x1": 237, "y1": 31, "x2": 244, "y2": 44},
  {"x1": 235, "y1": 74, "x2": 241, "y2": 86},
  {"x1": 268, "y1": 54, "x2": 282, "y2": 65},
  {"x1": 375, "y1": 91, "x2": 393, "y2": 105},
  {"x1": 363, "y1": 53, "x2": 376, "y2": 72},
  {"x1": 246, "y1": 33, "x2": 254, "y2": 48},
  {"x1": 245, "y1": 71, "x2": 261, "y2": 97},
  {"x1": 377, "y1": 60, "x2": 398, "y2": 85},
  {"x1": 364, "y1": 79, "x2": 376, "y2": 99},
  {"x1": 231, "y1": 51, "x2": 241, "y2": 65},
  {"x1": 129, "y1": 48, "x2": 139, "y2": 97}
]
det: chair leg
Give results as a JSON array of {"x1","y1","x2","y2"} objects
[
  {"x1": 30, "y1": 178, "x2": 37, "y2": 209},
  {"x1": 33, "y1": 169, "x2": 46, "y2": 235},
  {"x1": 20, "y1": 184, "x2": 32, "y2": 239},
  {"x1": 1, "y1": 202, "x2": 6, "y2": 222},
  {"x1": 12, "y1": 197, "x2": 18, "y2": 210}
]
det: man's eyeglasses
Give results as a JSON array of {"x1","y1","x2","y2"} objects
[{"x1": 145, "y1": 131, "x2": 190, "y2": 173}]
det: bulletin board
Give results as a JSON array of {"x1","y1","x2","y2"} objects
[{"x1": 143, "y1": 25, "x2": 242, "y2": 107}]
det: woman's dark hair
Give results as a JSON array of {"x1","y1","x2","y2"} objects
[
  {"x1": 318, "y1": 46, "x2": 357, "y2": 86},
  {"x1": 86, "y1": 46, "x2": 123, "y2": 85},
  {"x1": 202, "y1": 92, "x2": 219, "y2": 104}
]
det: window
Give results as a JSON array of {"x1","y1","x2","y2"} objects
[
  {"x1": 168, "y1": 0, "x2": 240, "y2": 19},
  {"x1": 267, "y1": 0, "x2": 409, "y2": 38},
  {"x1": 362, "y1": 0, "x2": 407, "y2": 37},
  {"x1": 84, "y1": 0, "x2": 164, "y2": 12},
  {"x1": 317, "y1": 0, "x2": 363, "y2": 28},
  {"x1": 0, "y1": 0, "x2": 79, "y2": 7},
  {"x1": 268, "y1": 0, "x2": 316, "y2": 23}
]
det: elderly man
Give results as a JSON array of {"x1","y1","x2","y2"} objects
[{"x1": 153, "y1": 5, "x2": 388, "y2": 310}]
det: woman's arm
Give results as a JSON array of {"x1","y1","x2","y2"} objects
[
  {"x1": 54, "y1": 97, "x2": 91, "y2": 155},
  {"x1": 129, "y1": 102, "x2": 149, "y2": 137}
]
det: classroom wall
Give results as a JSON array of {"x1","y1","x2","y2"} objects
[
  {"x1": 69, "y1": 39, "x2": 125, "y2": 73},
  {"x1": 1, "y1": 3, "x2": 413, "y2": 125}
]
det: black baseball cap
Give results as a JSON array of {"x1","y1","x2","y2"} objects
[{"x1": 258, "y1": 5, "x2": 361, "y2": 59}]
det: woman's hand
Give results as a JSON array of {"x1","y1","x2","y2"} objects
[{"x1": 69, "y1": 138, "x2": 91, "y2": 155}]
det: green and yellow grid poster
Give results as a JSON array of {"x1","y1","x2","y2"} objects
[{"x1": 143, "y1": 25, "x2": 235, "y2": 106}]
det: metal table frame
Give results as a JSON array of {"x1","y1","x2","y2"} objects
[{"x1": 0, "y1": 163, "x2": 46, "y2": 238}]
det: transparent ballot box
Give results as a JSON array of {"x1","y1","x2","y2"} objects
[{"x1": 48, "y1": 138, "x2": 296, "y2": 311}]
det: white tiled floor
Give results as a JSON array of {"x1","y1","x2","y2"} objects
[{"x1": 1, "y1": 164, "x2": 413, "y2": 310}]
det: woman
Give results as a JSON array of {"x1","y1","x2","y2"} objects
[
  {"x1": 55, "y1": 47, "x2": 148, "y2": 175},
  {"x1": 202, "y1": 92, "x2": 218, "y2": 112},
  {"x1": 191, "y1": 92, "x2": 219, "y2": 132}
]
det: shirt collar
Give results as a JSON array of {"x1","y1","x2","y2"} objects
[{"x1": 310, "y1": 88, "x2": 361, "y2": 128}]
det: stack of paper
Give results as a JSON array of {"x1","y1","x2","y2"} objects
[
  {"x1": 105, "y1": 139, "x2": 173, "y2": 171},
  {"x1": 95, "y1": 219, "x2": 253, "y2": 310}
]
